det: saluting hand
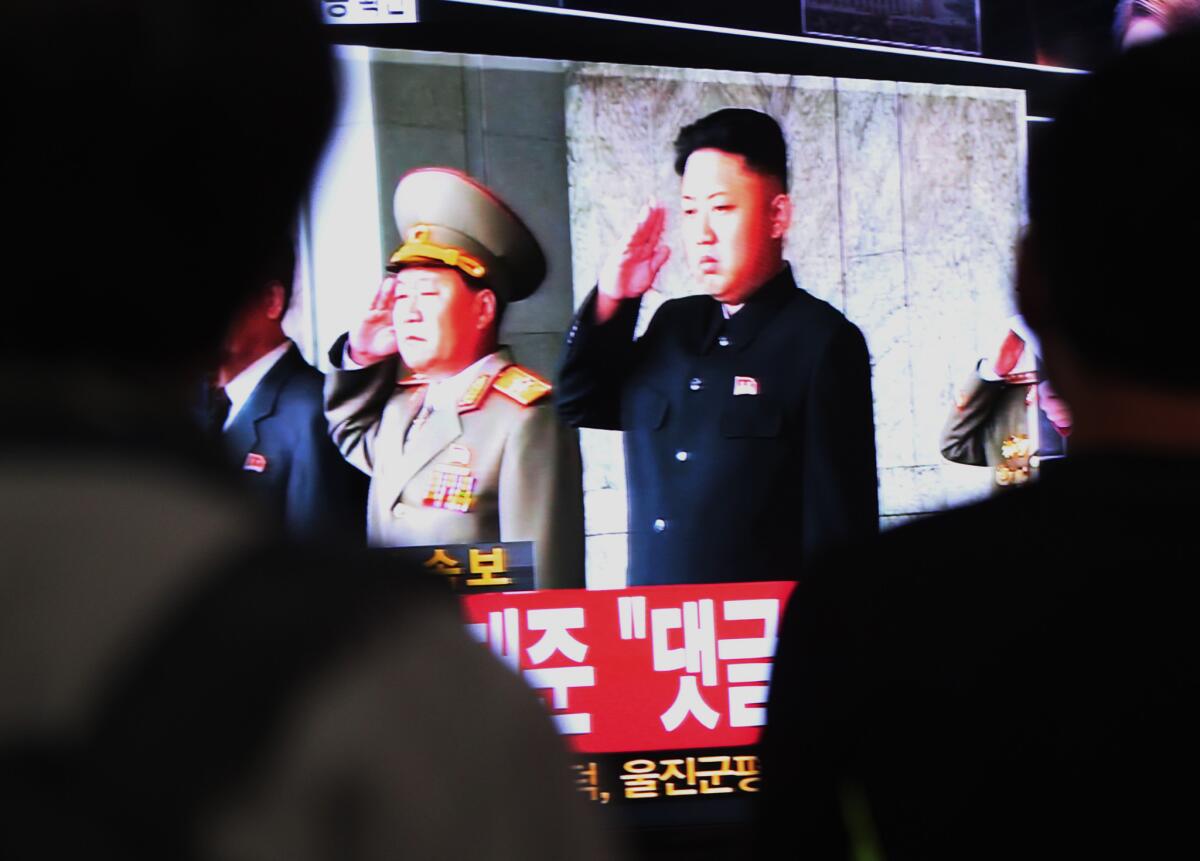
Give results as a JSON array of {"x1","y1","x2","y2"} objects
[
  {"x1": 595, "y1": 201, "x2": 671, "y2": 324},
  {"x1": 348, "y1": 275, "x2": 399, "y2": 366}
]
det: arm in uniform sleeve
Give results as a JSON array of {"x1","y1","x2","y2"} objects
[
  {"x1": 555, "y1": 286, "x2": 643, "y2": 430},
  {"x1": 801, "y1": 322, "x2": 879, "y2": 565},
  {"x1": 939, "y1": 362, "x2": 1012, "y2": 466},
  {"x1": 323, "y1": 332, "x2": 397, "y2": 477},
  {"x1": 499, "y1": 402, "x2": 586, "y2": 589}
]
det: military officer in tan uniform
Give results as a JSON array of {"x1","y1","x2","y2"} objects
[
  {"x1": 325, "y1": 168, "x2": 585, "y2": 588},
  {"x1": 940, "y1": 315, "x2": 1072, "y2": 488}
]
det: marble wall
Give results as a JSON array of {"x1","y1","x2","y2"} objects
[{"x1": 566, "y1": 64, "x2": 1026, "y2": 586}]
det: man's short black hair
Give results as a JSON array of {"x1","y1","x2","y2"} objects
[
  {"x1": 1028, "y1": 30, "x2": 1200, "y2": 389},
  {"x1": 673, "y1": 108, "x2": 789, "y2": 189}
]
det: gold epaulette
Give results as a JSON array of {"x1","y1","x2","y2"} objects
[
  {"x1": 457, "y1": 373, "x2": 493, "y2": 412},
  {"x1": 492, "y1": 365, "x2": 552, "y2": 406}
]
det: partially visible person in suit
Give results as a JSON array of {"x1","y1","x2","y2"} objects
[
  {"x1": 939, "y1": 314, "x2": 1071, "y2": 488},
  {"x1": 760, "y1": 30, "x2": 1200, "y2": 860},
  {"x1": 207, "y1": 238, "x2": 367, "y2": 539},
  {"x1": 0, "y1": 1, "x2": 614, "y2": 859}
]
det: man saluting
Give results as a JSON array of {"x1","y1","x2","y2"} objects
[
  {"x1": 326, "y1": 168, "x2": 585, "y2": 588},
  {"x1": 558, "y1": 108, "x2": 878, "y2": 585}
]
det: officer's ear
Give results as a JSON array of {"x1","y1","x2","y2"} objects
[
  {"x1": 264, "y1": 281, "x2": 287, "y2": 322},
  {"x1": 769, "y1": 193, "x2": 792, "y2": 240},
  {"x1": 475, "y1": 287, "x2": 498, "y2": 332}
]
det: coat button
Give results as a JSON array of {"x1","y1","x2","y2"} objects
[
  {"x1": 675, "y1": 450, "x2": 689, "y2": 462},
  {"x1": 653, "y1": 518, "x2": 667, "y2": 533},
  {"x1": 688, "y1": 377, "x2": 703, "y2": 391},
  {"x1": 718, "y1": 335, "x2": 731, "y2": 347}
]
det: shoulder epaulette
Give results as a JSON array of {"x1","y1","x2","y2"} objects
[
  {"x1": 457, "y1": 372, "x2": 493, "y2": 412},
  {"x1": 492, "y1": 365, "x2": 552, "y2": 406}
]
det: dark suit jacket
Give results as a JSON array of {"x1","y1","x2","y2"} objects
[
  {"x1": 759, "y1": 453, "x2": 1200, "y2": 859},
  {"x1": 223, "y1": 342, "x2": 367, "y2": 539},
  {"x1": 558, "y1": 265, "x2": 878, "y2": 585}
]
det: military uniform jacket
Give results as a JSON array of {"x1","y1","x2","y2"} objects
[
  {"x1": 325, "y1": 341, "x2": 585, "y2": 589},
  {"x1": 939, "y1": 367, "x2": 1034, "y2": 484},
  {"x1": 941, "y1": 359, "x2": 1069, "y2": 489},
  {"x1": 557, "y1": 265, "x2": 878, "y2": 586},
  {"x1": 222, "y1": 342, "x2": 368, "y2": 539}
]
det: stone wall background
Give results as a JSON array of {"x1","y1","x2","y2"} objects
[{"x1": 565, "y1": 64, "x2": 1026, "y2": 588}]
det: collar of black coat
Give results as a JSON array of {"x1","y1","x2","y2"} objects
[
  {"x1": 224, "y1": 342, "x2": 303, "y2": 432},
  {"x1": 700, "y1": 262, "x2": 798, "y2": 354},
  {"x1": 223, "y1": 342, "x2": 311, "y2": 459}
]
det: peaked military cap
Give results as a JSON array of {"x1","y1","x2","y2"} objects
[{"x1": 388, "y1": 167, "x2": 547, "y2": 303}]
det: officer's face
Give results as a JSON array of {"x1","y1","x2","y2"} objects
[
  {"x1": 680, "y1": 148, "x2": 789, "y2": 305},
  {"x1": 391, "y1": 266, "x2": 493, "y2": 378}
]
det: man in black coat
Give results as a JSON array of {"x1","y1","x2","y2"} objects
[
  {"x1": 759, "y1": 31, "x2": 1200, "y2": 860},
  {"x1": 558, "y1": 108, "x2": 878, "y2": 586},
  {"x1": 209, "y1": 244, "x2": 367, "y2": 540}
]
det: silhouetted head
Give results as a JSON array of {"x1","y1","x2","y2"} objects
[
  {"x1": 4, "y1": 0, "x2": 335, "y2": 373},
  {"x1": 1021, "y1": 30, "x2": 1200, "y2": 391}
]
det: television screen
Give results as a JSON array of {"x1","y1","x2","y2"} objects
[{"x1": 256, "y1": 40, "x2": 1042, "y2": 818}]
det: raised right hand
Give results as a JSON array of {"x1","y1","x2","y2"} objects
[
  {"x1": 595, "y1": 202, "x2": 671, "y2": 322},
  {"x1": 348, "y1": 275, "x2": 399, "y2": 366}
]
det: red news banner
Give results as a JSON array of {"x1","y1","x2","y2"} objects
[{"x1": 462, "y1": 581, "x2": 796, "y2": 754}]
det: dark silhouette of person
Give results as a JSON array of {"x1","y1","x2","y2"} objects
[
  {"x1": 0, "y1": 2, "x2": 613, "y2": 859},
  {"x1": 760, "y1": 30, "x2": 1200, "y2": 861}
]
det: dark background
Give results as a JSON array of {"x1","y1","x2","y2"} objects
[{"x1": 330, "y1": 0, "x2": 1121, "y2": 118}]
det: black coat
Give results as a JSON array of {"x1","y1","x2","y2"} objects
[
  {"x1": 222, "y1": 342, "x2": 368, "y2": 539},
  {"x1": 558, "y1": 265, "x2": 878, "y2": 585},
  {"x1": 759, "y1": 453, "x2": 1200, "y2": 859}
]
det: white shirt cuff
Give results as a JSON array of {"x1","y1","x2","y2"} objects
[
  {"x1": 976, "y1": 357, "x2": 1003, "y2": 382},
  {"x1": 342, "y1": 342, "x2": 371, "y2": 370}
]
